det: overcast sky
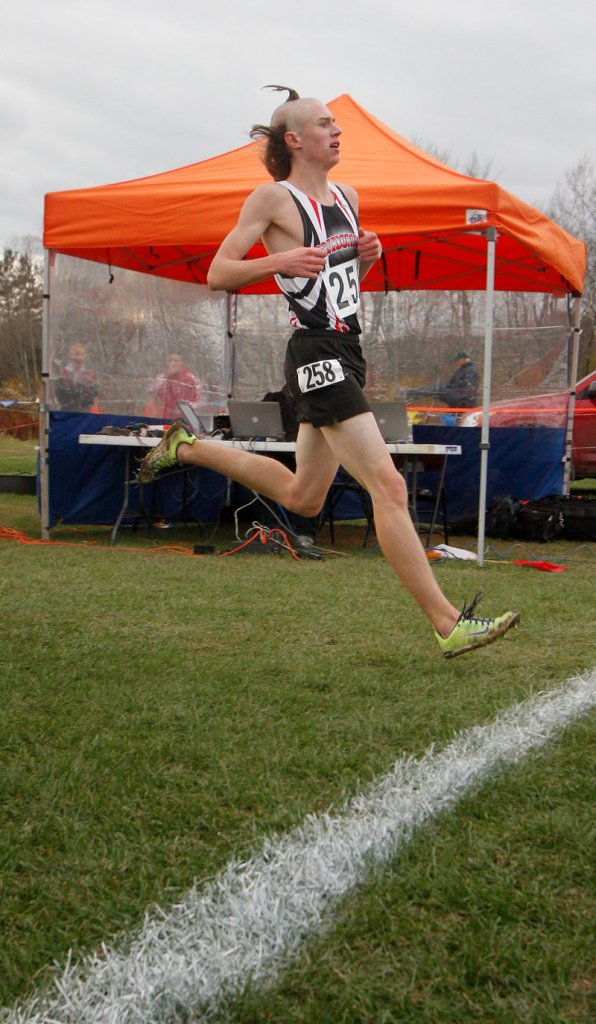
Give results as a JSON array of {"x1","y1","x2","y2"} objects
[{"x1": 2, "y1": 0, "x2": 595, "y2": 250}]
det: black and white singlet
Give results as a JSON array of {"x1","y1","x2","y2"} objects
[{"x1": 274, "y1": 180, "x2": 361, "y2": 335}]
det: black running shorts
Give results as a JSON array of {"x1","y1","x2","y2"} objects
[{"x1": 283, "y1": 330, "x2": 371, "y2": 427}]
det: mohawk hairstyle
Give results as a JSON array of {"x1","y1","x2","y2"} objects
[
  {"x1": 249, "y1": 85, "x2": 302, "y2": 181},
  {"x1": 263, "y1": 84, "x2": 301, "y2": 102}
]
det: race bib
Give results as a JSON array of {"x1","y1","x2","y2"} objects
[
  {"x1": 297, "y1": 358, "x2": 345, "y2": 394},
  {"x1": 322, "y1": 257, "x2": 360, "y2": 319}
]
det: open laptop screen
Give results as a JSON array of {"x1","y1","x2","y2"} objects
[
  {"x1": 369, "y1": 401, "x2": 412, "y2": 442},
  {"x1": 228, "y1": 401, "x2": 285, "y2": 439}
]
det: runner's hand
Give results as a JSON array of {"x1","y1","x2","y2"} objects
[
  {"x1": 275, "y1": 245, "x2": 327, "y2": 279},
  {"x1": 358, "y1": 227, "x2": 382, "y2": 263}
]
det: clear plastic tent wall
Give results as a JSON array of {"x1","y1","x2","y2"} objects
[
  {"x1": 47, "y1": 255, "x2": 229, "y2": 418},
  {"x1": 47, "y1": 253, "x2": 572, "y2": 421},
  {"x1": 231, "y1": 288, "x2": 571, "y2": 414}
]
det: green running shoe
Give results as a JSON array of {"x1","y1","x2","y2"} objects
[
  {"x1": 436, "y1": 592, "x2": 520, "y2": 658},
  {"x1": 137, "y1": 420, "x2": 196, "y2": 483}
]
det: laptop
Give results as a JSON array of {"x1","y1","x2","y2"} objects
[
  {"x1": 228, "y1": 400, "x2": 285, "y2": 439},
  {"x1": 369, "y1": 401, "x2": 412, "y2": 442},
  {"x1": 177, "y1": 400, "x2": 217, "y2": 435}
]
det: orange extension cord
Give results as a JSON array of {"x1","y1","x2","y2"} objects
[
  {"x1": 0, "y1": 523, "x2": 302, "y2": 559},
  {"x1": 0, "y1": 524, "x2": 197, "y2": 556},
  {"x1": 218, "y1": 525, "x2": 302, "y2": 560}
]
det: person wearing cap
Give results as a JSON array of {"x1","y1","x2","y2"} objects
[{"x1": 442, "y1": 351, "x2": 479, "y2": 409}]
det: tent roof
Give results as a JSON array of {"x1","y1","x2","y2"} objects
[{"x1": 43, "y1": 94, "x2": 586, "y2": 295}]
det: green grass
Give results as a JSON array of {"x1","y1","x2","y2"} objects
[
  {"x1": 0, "y1": 435, "x2": 38, "y2": 475},
  {"x1": 231, "y1": 721, "x2": 594, "y2": 1024},
  {"x1": 570, "y1": 476, "x2": 596, "y2": 493},
  {"x1": 0, "y1": 487, "x2": 594, "y2": 1020}
]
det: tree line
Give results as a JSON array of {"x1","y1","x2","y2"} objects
[{"x1": 0, "y1": 239, "x2": 43, "y2": 398}]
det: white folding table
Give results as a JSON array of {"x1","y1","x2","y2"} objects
[{"x1": 78, "y1": 433, "x2": 461, "y2": 545}]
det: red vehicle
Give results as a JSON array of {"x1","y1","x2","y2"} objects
[{"x1": 460, "y1": 369, "x2": 596, "y2": 477}]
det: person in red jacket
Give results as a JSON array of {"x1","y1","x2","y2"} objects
[{"x1": 148, "y1": 353, "x2": 202, "y2": 421}]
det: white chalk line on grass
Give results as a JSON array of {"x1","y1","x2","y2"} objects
[{"x1": 3, "y1": 669, "x2": 595, "y2": 1024}]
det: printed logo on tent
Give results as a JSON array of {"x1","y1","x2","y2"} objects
[{"x1": 466, "y1": 209, "x2": 488, "y2": 225}]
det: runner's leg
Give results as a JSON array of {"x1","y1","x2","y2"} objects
[
  {"x1": 176, "y1": 422, "x2": 339, "y2": 517},
  {"x1": 320, "y1": 412, "x2": 459, "y2": 636}
]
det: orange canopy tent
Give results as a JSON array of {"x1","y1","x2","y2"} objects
[
  {"x1": 41, "y1": 94, "x2": 586, "y2": 558},
  {"x1": 43, "y1": 93, "x2": 585, "y2": 297}
]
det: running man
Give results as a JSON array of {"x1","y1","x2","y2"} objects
[{"x1": 139, "y1": 86, "x2": 519, "y2": 657}]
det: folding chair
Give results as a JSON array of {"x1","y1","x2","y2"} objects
[{"x1": 317, "y1": 469, "x2": 375, "y2": 547}]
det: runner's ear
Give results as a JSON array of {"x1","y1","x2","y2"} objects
[{"x1": 284, "y1": 130, "x2": 301, "y2": 150}]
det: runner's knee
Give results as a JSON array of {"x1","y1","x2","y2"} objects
[
  {"x1": 285, "y1": 492, "x2": 325, "y2": 518},
  {"x1": 367, "y1": 464, "x2": 408, "y2": 510}
]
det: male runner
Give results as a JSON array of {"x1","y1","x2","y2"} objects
[{"x1": 139, "y1": 86, "x2": 519, "y2": 657}]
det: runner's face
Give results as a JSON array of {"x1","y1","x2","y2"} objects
[{"x1": 290, "y1": 103, "x2": 342, "y2": 167}]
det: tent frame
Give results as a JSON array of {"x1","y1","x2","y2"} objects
[
  {"x1": 476, "y1": 227, "x2": 497, "y2": 567},
  {"x1": 562, "y1": 297, "x2": 583, "y2": 494},
  {"x1": 39, "y1": 252, "x2": 51, "y2": 540}
]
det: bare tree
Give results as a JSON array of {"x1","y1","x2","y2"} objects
[
  {"x1": 0, "y1": 248, "x2": 43, "y2": 396},
  {"x1": 548, "y1": 156, "x2": 596, "y2": 375}
]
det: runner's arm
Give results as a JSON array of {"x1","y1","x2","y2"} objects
[
  {"x1": 339, "y1": 184, "x2": 382, "y2": 281},
  {"x1": 207, "y1": 186, "x2": 326, "y2": 292},
  {"x1": 357, "y1": 227, "x2": 383, "y2": 280}
]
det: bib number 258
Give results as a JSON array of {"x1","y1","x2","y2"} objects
[{"x1": 297, "y1": 358, "x2": 345, "y2": 394}]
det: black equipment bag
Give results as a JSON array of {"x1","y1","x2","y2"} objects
[
  {"x1": 486, "y1": 495, "x2": 522, "y2": 539},
  {"x1": 511, "y1": 494, "x2": 596, "y2": 543},
  {"x1": 486, "y1": 493, "x2": 596, "y2": 543},
  {"x1": 559, "y1": 494, "x2": 596, "y2": 541},
  {"x1": 511, "y1": 496, "x2": 565, "y2": 543}
]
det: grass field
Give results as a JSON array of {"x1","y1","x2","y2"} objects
[
  {"x1": 0, "y1": 436, "x2": 38, "y2": 476},
  {"x1": 0, "y1": 436, "x2": 595, "y2": 1022}
]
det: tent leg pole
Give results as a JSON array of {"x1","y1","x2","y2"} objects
[
  {"x1": 226, "y1": 292, "x2": 236, "y2": 397},
  {"x1": 39, "y1": 250, "x2": 51, "y2": 541},
  {"x1": 477, "y1": 227, "x2": 497, "y2": 568},
  {"x1": 562, "y1": 295, "x2": 582, "y2": 495}
]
